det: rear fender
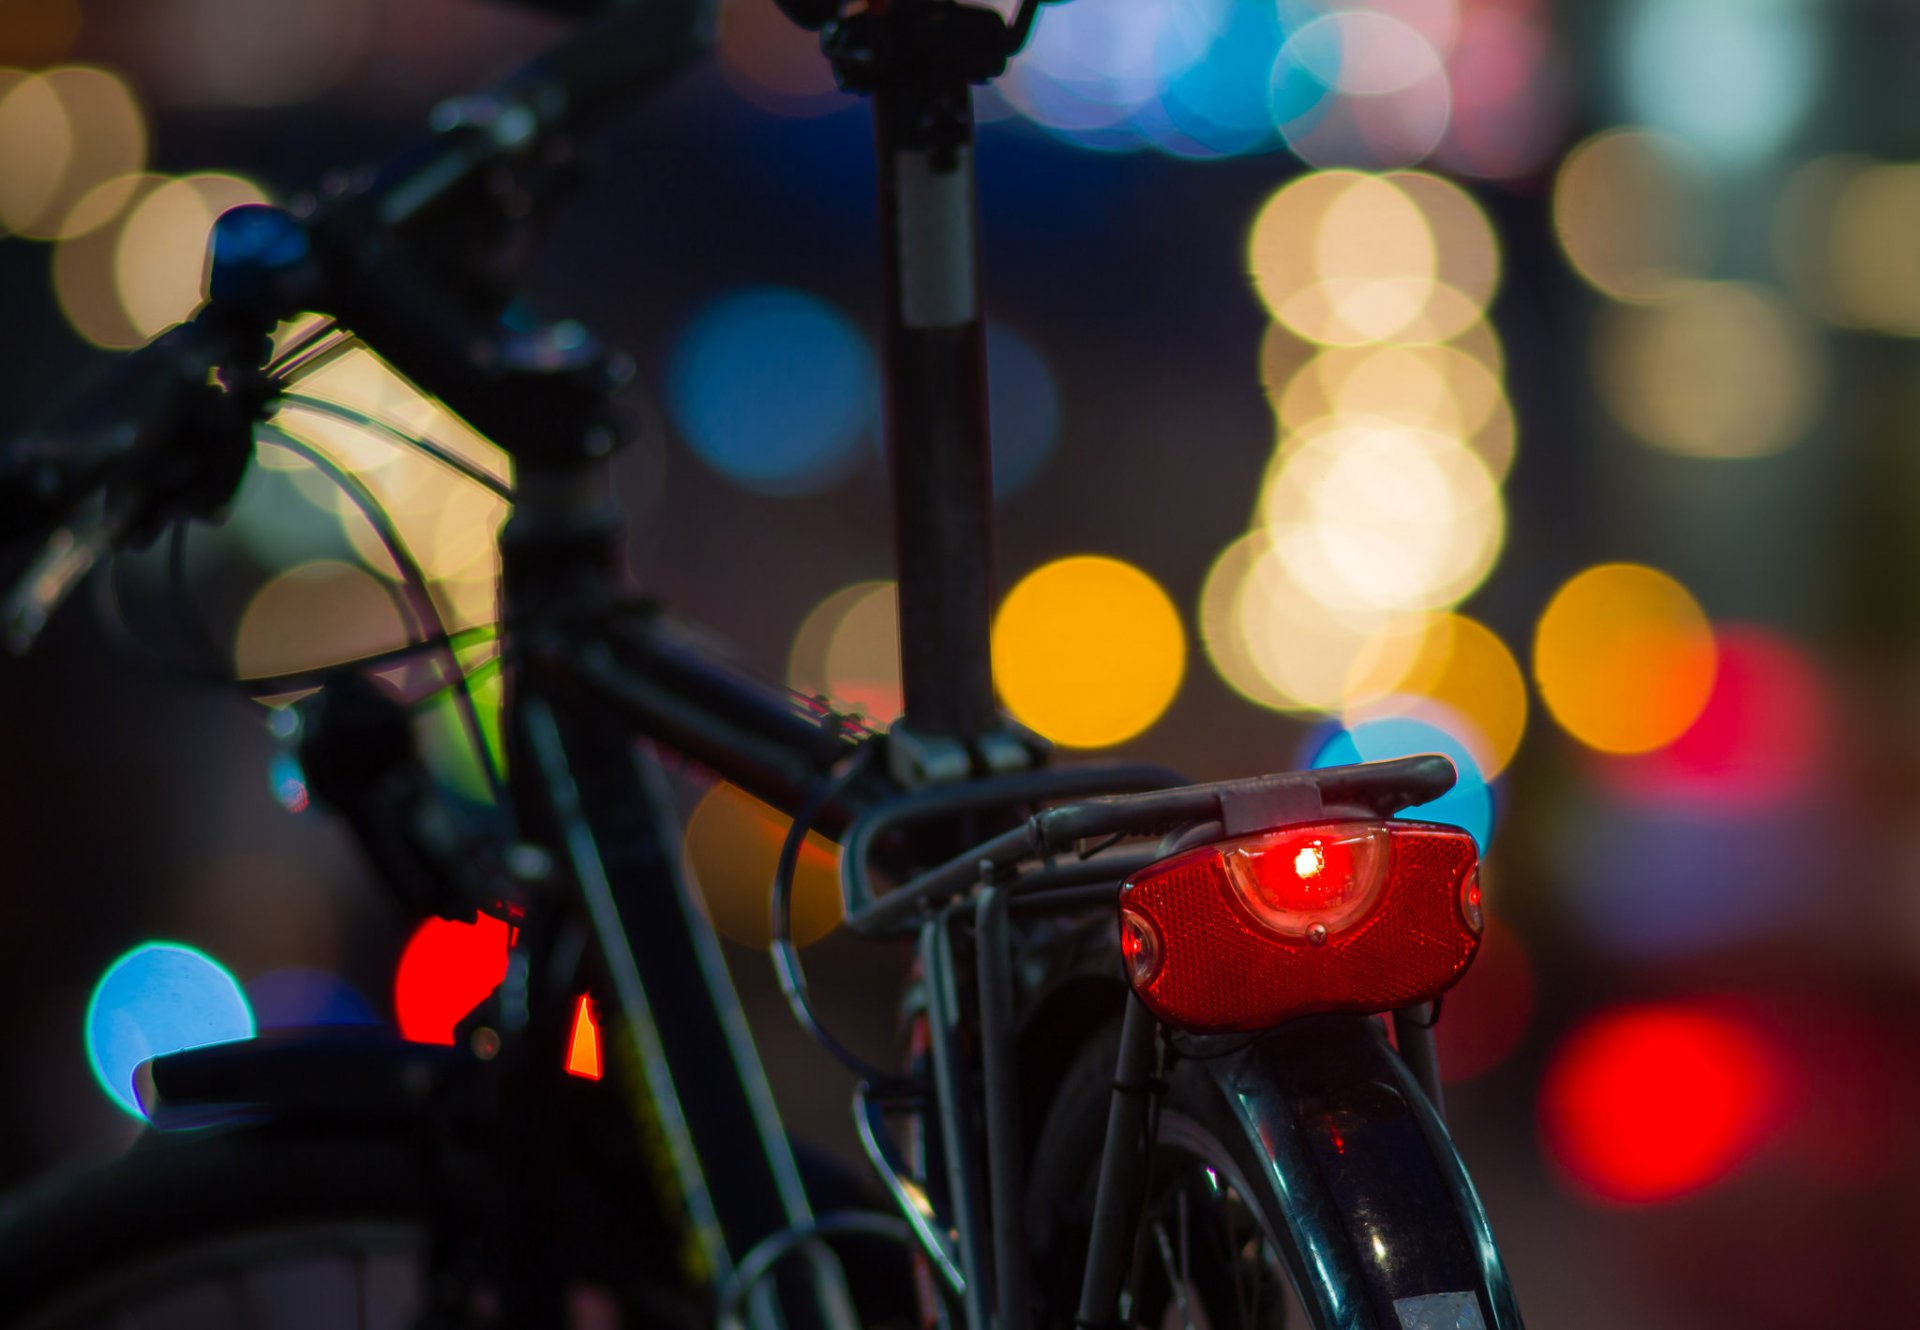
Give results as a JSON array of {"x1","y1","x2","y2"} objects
[{"x1": 1204, "y1": 1015, "x2": 1522, "y2": 1330}]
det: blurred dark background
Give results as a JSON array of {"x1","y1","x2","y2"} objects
[{"x1": 6, "y1": 0, "x2": 1920, "y2": 1325}]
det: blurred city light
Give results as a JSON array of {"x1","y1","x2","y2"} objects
[
  {"x1": 787, "y1": 580, "x2": 901, "y2": 724},
  {"x1": 1541, "y1": 1003, "x2": 1789, "y2": 1204},
  {"x1": 1771, "y1": 153, "x2": 1867, "y2": 327},
  {"x1": 1431, "y1": 0, "x2": 1564, "y2": 180},
  {"x1": 718, "y1": 0, "x2": 853, "y2": 118},
  {"x1": 1273, "y1": 11, "x2": 1452, "y2": 169},
  {"x1": 1826, "y1": 162, "x2": 1920, "y2": 338},
  {"x1": 683, "y1": 782, "x2": 841, "y2": 949},
  {"x1": 1202, "y1": 529, "x2": 1426, "y2": 713},
  {"x1": 54, "y1": 170, "x2": 267, "y2": 348},
  {"x1": 1311, "y1": 712, "x2": 1494, "y2": 848},
  {"x1": 1344, "y1": 612, "x2": 1528, "y2": 778},
  {"x1": 992, "y1": 554, "x2": 1184, "y2": 748},
  {"x1": 1593, "y1": 281, "x2": 1825, "y2": 459},
  {"x1": 1618, "y1": 0, "x2": 1820, "y2": 172},
  {"x1": 233, "y1": 560, "x2": 409, "y2": 680},
  {"x1": 0, "y1": 66, "x2": 146, "y2": 240},
  {"x1": 115, "y1": 173, "x2": 268, "y2": 338},
  {"x1": 1278, "y1": 340, "x2": 1513, "y2": 478},
  {"x1": 1553, "y1": 128, "x2": 1716, "y2": 303},
  {"x1": 1533, "y1": 563, "x2": 1717, "y2": 754},
  {"x1": 1598, "y1": 626, "x2": 1828, "y2": 810},
  {"x1": 666, "y1": 286, "x2": 877, "y2": 496},
  {"x1": 1259, "y1": 419, "x2": 1504, "y2": 614},
  {"x1": 394, "y1": 914, "x2": 509, "y2": 1045},
  {"x1": 86, "y1": 941, "x2": 255, "y2": 1118}
]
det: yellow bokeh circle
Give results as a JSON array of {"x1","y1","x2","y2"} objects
[
  {"x1": 1345, "y1": 613, "x2": 1528, "y2": 778},
  {"x1": 1533, "y1": 563, "x2": 1717, "y2": 755},
  {"x1": 788, "y1": 581, "x2": 902, "y2": 724},
  {"x1": 1202, "y1": 531, "x2": 1427, "y2": 715},
  {"x1": 1592, "y1": 281, "x2": 1825, "y2": 460},
  {"x1": 684, "y1": 783, "x2": 841, "y2": 949},
  {"x1": 1248, "y1": 169, "x2": 1497, "y2": 347},
  {"x1": 1552, "y1": 129, "x2": 1716, "y2": 303},
  {"x1": 1259, "y1": 421, "x2": 1504, "y2": 615},
  {"x1": 233, "y1": 560, "x2": 408, "y2": 680},
  {"x1": 992, "y1": 555, "x2": 1185, "y2": 748}
]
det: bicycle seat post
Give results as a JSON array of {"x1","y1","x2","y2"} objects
[{"x1": 830, "y1": 0, "x2": 1029, "y2": 786}]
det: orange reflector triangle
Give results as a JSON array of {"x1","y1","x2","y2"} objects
[{"x1": 565, "y1": 993, "x2": 603, "y2": 1080}]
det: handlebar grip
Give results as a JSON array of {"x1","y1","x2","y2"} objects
[{"x1": 0, "y1": 313, "x2": 258, "y2": 651}]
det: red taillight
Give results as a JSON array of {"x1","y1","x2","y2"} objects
[{"x1": 1117, "y1": 820, "x2": 1482, "y2": 1034}]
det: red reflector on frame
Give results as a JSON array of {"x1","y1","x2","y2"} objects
[
  {"x1": 566, "y1": 993, "x2": 603, "y2": 1080},
  {"x1": 1117, "y1": 820, "x2": 1482, "y2": 1034}
]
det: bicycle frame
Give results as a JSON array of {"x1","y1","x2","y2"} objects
[{"x1": 22, "y1": 3, "x2": 1526, "y2": 1328}]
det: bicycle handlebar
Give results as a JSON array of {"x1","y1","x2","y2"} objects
[{"x1": 0, "y1": 0, "x2": 719, "y2": 647}]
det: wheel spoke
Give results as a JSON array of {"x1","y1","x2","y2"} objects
[{"x1": 1152, "y1": 1222, "x2": 1197, "y2": 1330}]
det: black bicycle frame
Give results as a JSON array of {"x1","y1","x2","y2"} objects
[{"x1": 110, "y1": 4, "x2": 1526, "y2": 1328}]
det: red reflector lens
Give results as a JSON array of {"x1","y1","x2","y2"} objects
[{"x1": 1117, "y1": 820, "x2": 1481, "y2": 1034}]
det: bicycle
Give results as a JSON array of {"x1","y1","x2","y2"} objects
[{"x1": 0, "y1": 2, "x2": 1523, "y2": 1328}]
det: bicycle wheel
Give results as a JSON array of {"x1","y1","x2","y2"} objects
[
  {"x1": 0, "y1": 1119, "x2": 681, "y2": 1330},
  {"x1": 1026, "y1": 1014, "x2": 1514, "y2": 1330}
]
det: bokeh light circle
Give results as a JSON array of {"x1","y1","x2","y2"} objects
[
  {"x1": 1552, "y1": 128, "x2": 1716, "y2": 303},
  {"x1": 87, "y1": 941, "x2": 255, "y2": 1118},
  {"x1": 1533, "y1": 563, "x2": 1716, "y2": 754},
  {"x1": 1541, "y1": 1003, "x2": 1788, "y2": 1204},
  {"x1": 1154, "y1": 0, "x2": 1290, "y2": 157},
  {"x1": 394, "y1": 914, "x2": 509, "y2": 1045},
  {"x1": 1827, "y1": 162, "x2": 1920, "y2": 337},
  {"x1": 1344, "y1": 612, "x2": 1528, "y2": 778},
  {"x1": 666, "y1": 286, "x2": 876, "y2": 496},
  {"x1": 1272, "y1": 12, "x2": 1453, "y2": 169},
  {"x1": 234, "y1": 560, "x2": 410, "y2": 679},
  {"x1": 788, "y1": 580, "x2": 902, "y2": 725},
  {"x1": 1249, "y1": 170, "x2": 1492, "y2": 346},
  {"x1": 117, "y1": 173, "x2": 271, "y2": 338},
  {"x1": 685, "y1": 783, "x2": 842, "y2": 948},
  {"x1": 992, "y1": 555, "x2": 1185, "y2": 748},
  {"x1": 1278, "y1": 339, "x2": 1514, "y2": 479},
  {"x1": 1202, "y1": 531, "x2": 1428, "y2": 714},
  {"x1": 1598, "y1": 625, "x2": 1828, "y2": 811},
  {"x1": 0, "y1": 66, "x2": 146, "y2": 239},
  {"x1": 1312, "y1": 713, "x2": 1494, "y2": 849},
  {"x1": 1620, "y1": 0, "x2": 1821, "y2": 171},
  {"x1": 1593, "y1": 280, "x2": 1824, "y2": 459},
  {"x1": 718, "y1": 0, "x2": 851, "y2": 117},
  {"x1": 1260, "y1": 420, "x2": 1504, "y2": 615}
]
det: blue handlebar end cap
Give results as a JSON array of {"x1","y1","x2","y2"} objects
[{"x1": 208, "y1": 205, "x2": 316, "y2": 318}]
